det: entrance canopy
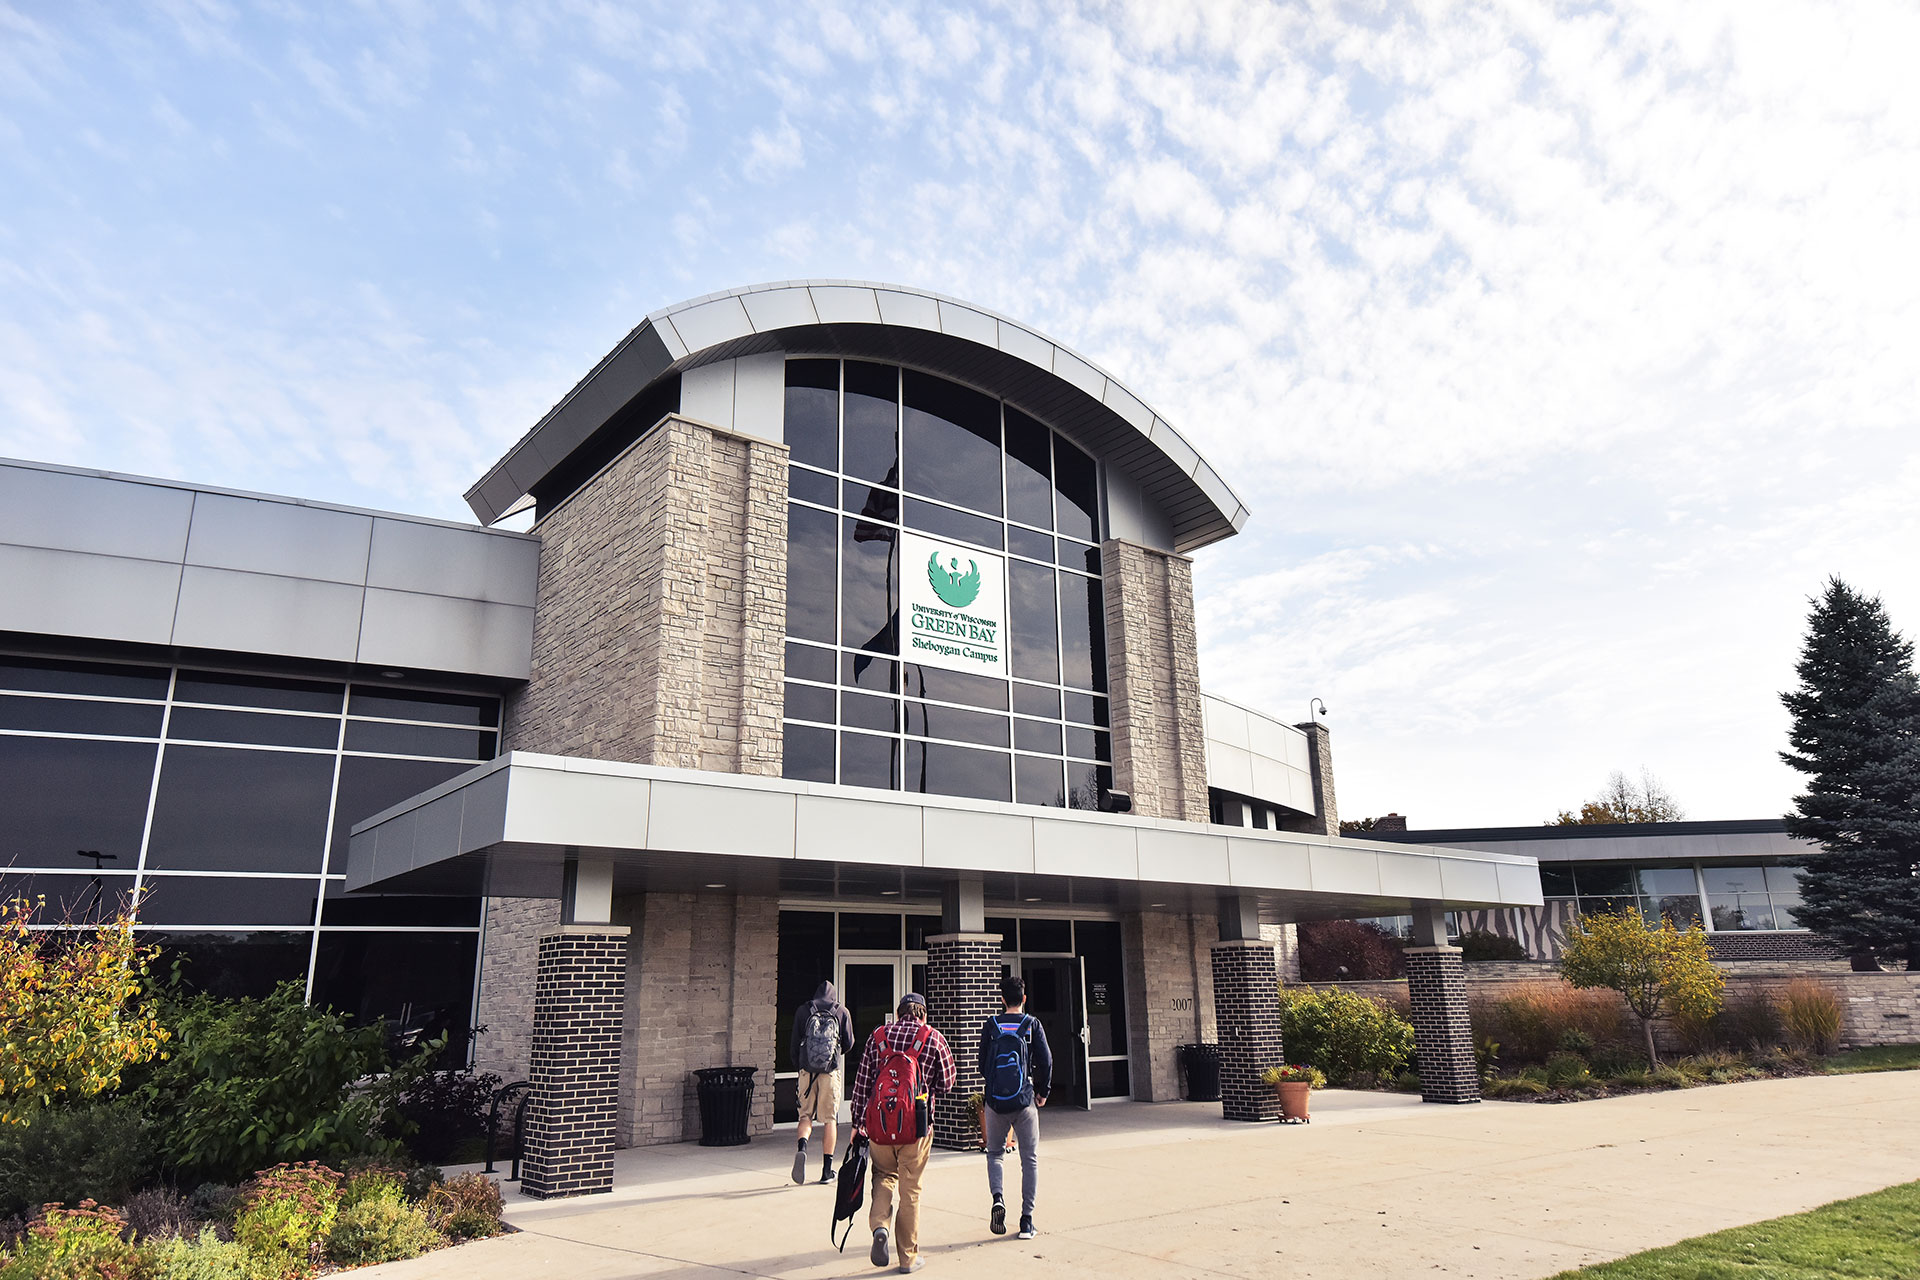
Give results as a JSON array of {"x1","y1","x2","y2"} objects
[{"x1": 346, "y1": 753, "x2": 1542, "y2": 921}]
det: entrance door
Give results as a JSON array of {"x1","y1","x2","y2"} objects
[
  {"x1": 1020, "y1": 957, "x2": 1088, "y2": 1108},
  {"x1": 840, "y1": 958, "x2": 901, "y2": 1098}
]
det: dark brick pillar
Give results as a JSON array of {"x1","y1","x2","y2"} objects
[
  {"x1": 1406, "y1": 946, "x2": 1479, "y2": 1104},
  {"x1": 1210, "y1": 940, "x2": 1283, "y2": 1122},
  {"x1": 925, "y1": 932, "x2": 1000, "y2": 1151},
  {"x1": 521, "y1": 926, "x2": 629, "y2": 1198}
]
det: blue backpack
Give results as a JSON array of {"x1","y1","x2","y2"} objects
[{"x1": 986, "y1": 1014, "x2": 1035, "y2": 1114}]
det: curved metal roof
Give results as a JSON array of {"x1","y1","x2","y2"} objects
[{"x1": 466, "y1": 281, "x2": 1250, "y2": 551}]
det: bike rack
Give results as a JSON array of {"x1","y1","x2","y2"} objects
[{"x1": 483, "y1": 1080, "x2": 534, "y2": 1180}]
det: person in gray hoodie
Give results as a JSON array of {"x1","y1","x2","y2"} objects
[{"x1": 790, "y1": 979, "x2": 856, "y2": 1184}]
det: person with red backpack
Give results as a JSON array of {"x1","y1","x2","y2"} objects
[{"x1": 848, "y1": 992, "x2": 955, "y2": 1274}]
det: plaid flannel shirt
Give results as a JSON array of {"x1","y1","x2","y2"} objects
[{"x1": 849, "y1": 1017, "x2": 956, "y2": 1127}]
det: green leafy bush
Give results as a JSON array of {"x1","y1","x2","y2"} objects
[
  {"x1": 1277, "y1": 987, "x2": 1415, "y2": 1083},
  {"x1": 425, "y1": 1172, "x2": 504, "y2": 1242},
  {"x1": 1779, "y1": 978, "x2": 1843, "y2": 1054},
  {"x1": 1556, "y1": 1028, "x2": 1596, "y2": 1057},
  {"x1": 393, "y1": 1071, "x2": 502, "y2": 1164},
  {"x1": 323, "y1": 1198, "x2": 440, "y2": 1267},
  {"x1": 339, "y1": 1167, "x2": 405, "y2": 1212},
  {"x1": 1589, "y1": 1048, "x2": 1647, "y2": 1078},
  {"x1": 126, "y1": 982, "x2": 436, "y2": 1182},
  {"x1": 0, "y1": 1099, "x2": 154, "y2": 1216},
  {"x1": 231, "y1": 1163, "x2": 341, "y2": 1276},
  {"x1": 145, "y1": 1227, "x2": 279, "y2": 1280},
  {"x1": 1457, "y1": 930, "x2": 1529, "y2": 962},
  {"x1": 1543, "y1": 1051, "x2": 1591, "y2": 1088},
  {"x1": 1649, "y1": 1065, "x2": 1689, "y2": 1088},
  {"x1": 0, "y1": 1201, "x2": 145, "y2": 1280}
]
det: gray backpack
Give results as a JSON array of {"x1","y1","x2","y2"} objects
[{"x1": 802, "y1": 1006, "x2": 840, "y2": 1073}]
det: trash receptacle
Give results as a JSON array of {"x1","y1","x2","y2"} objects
[
  {"x1": 695, "y1": 1066, "x2": 758, "y2": 1146},
  {"x1": 1178, "y1": 1043, "x2": 1221, "y2": 1102}
]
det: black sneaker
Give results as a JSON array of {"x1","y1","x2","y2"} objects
[
  {"x1": 871, "y1": 1227, "x2": 890, "y2": 1267},
  {"x1": 791, "y1": 1148, "x2": 807, "y2": 1185},
  {"x1": 819, "y1": 1162, "x2": 834, "y2": 1184},
  {"x1": 990, "y1": 1198, "x2": 1006, "y2": 1235},
  {"x1": 1017, "y1": 1216, "x2": 1035, "y2": 1241}
]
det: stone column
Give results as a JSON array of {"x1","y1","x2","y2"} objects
[
  {"x1": 924, "y1": 932, "x2": 1001, "y2": 1150},
  {"x1": 1210, "y1": 939, "x2": 1283, "y2": 1122},
  {"x1": 520, "y1": 924, "x2": 630, "y2": 1197},
  {"x1": 1406, "y1": 903, "x2": 1478, "y2": 1104},
  {"x1": 1100, "y1": 539, "x2": 1208, "y2": 822}
]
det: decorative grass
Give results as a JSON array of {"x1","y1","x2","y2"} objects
[
  {"x1": 1545, "y1": 1180, "x2": 1920, "y2": 1279},
  {"x1": 1824, "y1": 1045, "x2": 1920, "y2": 1074}
]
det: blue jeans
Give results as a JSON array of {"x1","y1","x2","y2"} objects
[{"x1": 984, "y1": 1104, "x2": 1039, "y2": 1217}]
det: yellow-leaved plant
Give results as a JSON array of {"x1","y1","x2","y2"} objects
[
  {"x1": 1558, "y1": 909, "x2": 1723, "y2": 1069},
  {"x1": 0, "y1": 894, "x2": 168, "y2": 1126}
]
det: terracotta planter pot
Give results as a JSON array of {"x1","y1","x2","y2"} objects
[{"x1": 1275, "y1": 1080, "x2": 1312, "y2": 1123}]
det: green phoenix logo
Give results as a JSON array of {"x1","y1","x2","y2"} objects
[{"x1": 927, "y1": 551, "x2": 981, "y2": 608}]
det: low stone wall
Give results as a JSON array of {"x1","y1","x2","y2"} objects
[{"x1": 1304, "y1": 962, "x2": 1920, "y2": 1050}]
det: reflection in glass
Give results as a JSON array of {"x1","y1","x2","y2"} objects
[
  {"x1": 1007, "y1": 524, "x2": 1054, "y2": 563},
  {"x1": 902, "y1": 665, "x2": 1008, "y2": 711},
  {"x1": 784, "y1": 359, "x2": 840, "y2": 471},
  {"x1": 903, "y1": 370, "x2": 1002, "y2": 514},
  {"x1": 1574, "y1": 865, "x2": 1634, "y2": 897},
  {"x1": 1062, "y1": 691, "x2": 1109, "y2": 727},
  {"x1": 841, "y1": 692, "x2": 899, "y2": 733},
  {"x1": 171, "y1": 707, "x2": 339, "y2": 750},
  {"x1": 1654, "y1": 895, "x2": 1703, "y2": 928},
  {"x1": 784, "y1": 682, "x2": 836, "y2": 725},
  {"x1": 348, "y1": 688, "x2": 499, "y2": 728},
  {"x1": 1059, "y1": 572, "x2": 1108, "y2": 692},
  {"x1": 843, "y1": 362, "x2": 899, "y2": 485},
  {"x1": 904, "y1": 498, "x2": 1002, "y2": 551},
  {"x1": 147, "y1": 746, "x2": 337, "y2": 873},
  {"x1": 842, "y1": 517, "x2": 899, "y2": 655},
  {"x1": 148, "y1": 931, "x2": 312, "y2": 1000},
  {"x1": 903, "y1": 740, "x2": 1011, "y2": 802},
  {"x1": 330, "y1": 756, "x2": 471, "y2": 872},
  {"x1": 1004, "y1": 407, "x2": 1054, "y2": 530},
  {"x1": 138, "y1": 875, "x2": 321, "y2": 926},
  {"x1": 842, "y1": 653, "x2": 898, "y2": 692},
  {"x1": 1012, "y1": 683, "x2": 1062, "y2": 719},
  {"x1": 786, "y1": 504, "x2": 838, "y2": 644},
  {"x1": 844, "y1": 483, "x2": 899, "y2": 524},
  {"x1": 0, "y1": 736, "x2": 153, "y2": 871},
  {"x1": 1066, "y1": 760, "x2": 1112, "y2": 811},
  {"x1": 344, "y1": 721, "x2": 493, "y2": 760},
  {"x1": 177, "y1": 670, "x2": 342, "y2": 715},
  {"x1": 1635, "y1": 866, "x2": 1698, "y2": 898},
  {"x1": 1009, "y1": 560, "x2": 1060, "y2": 683},
  {"x1": 840, "y1": 732, "x2": 898, "y2": 789},
  {"x1": 1015, "y1": 755, "x2": 1065, "y2": 807},
  {"x1": 782, "y1": 723, "x2": 835, "y2": 784},
  {"x1": 788, "y1": 465, "x2": 837, "y2": 507},
  {"x1": 312, "y1": 931, "x2": 478, "y2": 1067},
  {"x1": 0, "y1": 656, "x2": 167, "y2": 699},
  {"x1": 1014, "y1": 717, "x2": 1063, "y2": 755},
  {"x1": 0, "y1": 873, "x2": 138, "y2": 922},
  {"x1": 905, "y1": 701, "x2": 1010, "y2": 748},
  {"x1": 1702, "y1": 866, "x2": 1767, "y2": 895},
  {"x1": 0, "y1": 695, "x2": 163, "y2": 737},
  {"x1": 786, "y1": 642, "x2": 836, "y2": 685},
  {"x1": 1538, "y1": 864, "x2": 1577, "y2": 897},
  {"x1": 1053, "y1": 438, "x2": 1098, "y2": 541}
]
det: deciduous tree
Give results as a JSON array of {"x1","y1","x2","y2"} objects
[
  {"x1": 1550, "y1": 769, "x2": 1684, "y2": 825},
  {"x1": 1558, "y1": 910, "x2": 1723, "y2": 1067}
]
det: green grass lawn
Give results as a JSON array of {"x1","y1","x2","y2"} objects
[
  {"x1": 1547, "y1": 1181, "x2": 1920, "y2": 1279},
  {"x1": 1825, "y1": 1044, "x2": 1920, "y2": 1074}
]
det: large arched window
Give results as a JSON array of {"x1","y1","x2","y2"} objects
[{"x1": 781, "y1": 358, "x2": 1111, "y2": 808}]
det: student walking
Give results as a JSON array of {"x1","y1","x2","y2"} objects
[
  {"x1": 978, "y1": 975, "x2": 1051, "y2": 1241},
  {"x1": 791, "y1": 979, "x2": 856, "y2": 1184},
  {"x1": 850, "y1": 993, "x2": 955, "y2": 1274}
]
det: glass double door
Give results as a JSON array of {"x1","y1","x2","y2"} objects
[{"x1": 839, "y1": 955, "x2": 928, "y2": 1099}]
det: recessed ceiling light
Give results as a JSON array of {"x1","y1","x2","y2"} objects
[
  {"x1": 1149, "y1": 902, "x2": 1166, "y2": 908},
  {"x1": 880, "y1": 889, "x2": 899, "y2": 895},
  {"x1": 380, "y1": 669, "x2": 405, "y2": 679},
  {"x1": 704, "y1": 883, "x2": 726, "y2": 889},
  {"x1": 1023, "y1": 897, "x2": 1041, "y2": 902}
]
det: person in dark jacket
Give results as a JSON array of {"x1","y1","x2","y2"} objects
[
  {"x1": 790, "y1": 979, "x2": 856, "y2": 1184},
  {"x1": 977, "y1": 974, "x2": 1052, "y2": 1240}
]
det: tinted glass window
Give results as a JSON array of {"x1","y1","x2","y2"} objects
[
  {"x1": 1054, "y1": 438, "x2": 1099, "y2": 541},
  {"x1": 840, "y1": 732, "x2": 898, "y2": 789},
  {"x1": 783, "y1": 724, "x2": 835, "y2": 784},
  {"x1": 1009, "y1": 560, "x2": 1060, "y2": 684},
  {"x1": 1060, "y1": 541, "x2": 1100, "y2": 575},
  {"x1": 906, "y1": 701, "x2": 1009, "y2": 748},
  {"x1": 146, "y1": 746, "x2": 335, "y2": 872},
  {"x1": 1702, "y1": 866, "x2": 1767, "y2": 895},
  {"x1": 905, "y1": 914, "x2": 943, "y2": 950},
  {"x1": 842, "y1": 518, "x2": 898, "y2": 655},
  {"x1": 1022, "y1": 917, "x2": 1071, "y2": 953},
  {"x1": 788, "y1": 465, "x2": 836, "y2": 507},
  {"x1": 786, "y1": 504, "x2": 838, "y2": 644},
  {"x1": 330, "y1": 755, "x2": 481, "y2": 872},
  {"x1": 904, "y1": 498, "x2": 1002, "y2": 551},
  {"x1": 903, "y1": 370, "x2": 1002, "y2": 514},
  {"x1": 1012, "y1": 683, "x2": 1061, "y2": 718},
  {"x1": 842, "y1": 652, "x2": 898, "y2": 692},
  {"x1": 1015, "y1": 755, "x2": 1065, "y2": 808},
  {"x1": 1014, "y1": 717, "x2": 1063, "y2": 755},
  {"x1": 844, "y1": 483, "x2": 899, "y2": 524},
  {"x1": 312, "y1": 931, "x2": 477, "y2": 1066},
  {"x1": 0, "y1": 872, "x2": 138, "y2": 921},
  {"x1": 1066, "y1": 727, "x2": 1111, "y2": 762},
  {"x1": 842, "y1": 692, "x2": 898, "y2": 733},
  {"x1": 843, "y1": 361, "x2": 899, "y2": 485},
  {"x1": 171, "y1": 707, "x2": 339, "y2": 750},
  {"x1": 348, "y1": 688, "x2": 499, "y2": 728},
  {"x1": 345, "y1": 721, "x2": 494, "y2": 760},
  {"x1": 786, "y1": 642, "x2": 836, "y2": 684},
  {"x1": 1059, "y1": 572, "x2": 1109, "y2": 692},
  {"x1": 1635, "y1": 867, "x2": 1697, "y2": 897},
  {"x1": 149, "y1": 931, "x2": 312, "y2": 1000},
  {"x1": 776, "y1": 910, "x2": 837, "y2": 1075},
  {"x1": 784, "y1": 682, "x2": 836, "y2": 725},
  {"x1": 1063, "y1": 692, "x2": 1109, "y2": 727},
  {"x1": 1539, "y1": 864, "x2": 1577, "y2": 897},
  {"x1": 902, "y1": 665, "x2": 1008, "y2": 711},
  {"x1": 321, "y1": 892, "x2": 478, "y2": 928},
  {"x1": 839, "y1": 911, "x2": 902, "y2": 950},
  {"x1": 1066, "y1": 760, "x2": 1112, "y2": 810},
  {"x1": 0, "y1": 656, "x2": 167, "y2": 699},
  {"x1": 784, "y1": 359, "x2": 840, "y2": 471},
  {"x1": 1574, "y1": 865, "x2": 1635, "y2": 896},
  {"x1": 176, "y1": 670, "x2": 343, "y2": 714},
  {"x1": 903, "y1": 741, "x2": 1010, "y2": 802},
  {"x1": 1004, "y1": 407, "x2": 1053, "y2": 530},
  {"x1": 139, "y1": 875, "x2": 320, "y2": 926},
  {"x1": 1007, "y1": 525, "x2": 1054, "y2": 562},
  {"x1": 0, "y1": 736, "x2": 156, "y2": 869},
  {"x1": 986, "y1": 917, "x2": 1019, "y2": 948},
  {"x1": 0, "y1": 695, "x2": 163, "y2": 737}
]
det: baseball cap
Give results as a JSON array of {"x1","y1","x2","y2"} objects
[{"x1": 897, "y1": 993, "x2": 927, "y2": 1016}]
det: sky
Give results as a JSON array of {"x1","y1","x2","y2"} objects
[{"x1": 3, "y1": 0, "x2": 1917, "y2": 828}]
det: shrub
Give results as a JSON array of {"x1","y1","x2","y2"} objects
[
  {"x1": 1675, "y1": 1052, "x2": 1757, "y2": 1084},
  {"x1": 0, "y1": 1201, "x2": 145, "y2": 1280},
  {"x1": 339, "y1": 1167, "x2": 406, "y2": 1212},
  {"x1": 1470, "y1": 983, "x2": 1630, "y2": 1064},
  {"x1": 231, "y1": 1162, "x2": 341, "y2": 1275},
  {"x1": 425, "y1": 1173, "x2": 503, "y2": 1242},
  {"x1": 1543, "y1": 1051, "x2": 1591, "y2": 1089},
  {"x1": 0, "y1": 1099, "x2": 155, "y2": 1216},
  {"x1": 185, "y1": 1184, "x2": 238, "y2": 1227},
  {"x1": 1392, "y1": 1070, "x2": 1422, "y2": 1093},
  {"x1": 145, "y1": 1227, "x2": 278, "y2": 1280},
  {"x1": 392, "y1": 1071, "x2": 501, "y2": 1164},
  {"x1": 1556, "y1": 1028, "x2": 1596, "y2": 1057},
  {"x1": 1277, "y1": 987, "x2": 1415, "y2": 1083},
  {"x1": 1559, "y1": 911, "x2": 1724, "y2": 1068},
  {"x1": 1589, "y1": 1048, "x2": 1647, "y2": 1078},
  {"x1": 1649, "y1": 1065, "x2": 1689, "y2": 1089},
  {"x1": 1610, "y1": 1070, "x2": 1653, "y2": 1090},
  {"x1": 1779, "y1": 978, "x2": 1843, "y2": 1054},
  {"x1": 1718, "y1": 990, "x2": 1786, "y2": 1051},
  {"x1": 121, "y1": 1188, "x2": 197, "y2": 1243},
  {"x1": 1457, "y1": 930, "x2": 1529, "y2": 962},
  {"x1": 322, "y1": 1198, "x2": 440, "y2": 1267},
  {"x1": 1484, "y1": 1077, "x2": 1548, "y2": 1098},
  {"x1": 1296, "y1": 920, "x2": 1406, "y2": 981}
]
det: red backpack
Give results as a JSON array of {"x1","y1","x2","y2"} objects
[{"x1": 862, "y1": 1023, "x2": 932, "y2": 1145}]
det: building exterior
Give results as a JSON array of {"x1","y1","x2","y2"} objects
[{"x1": 3, "y1": 281, "x2": 1541, "y2": 1198}]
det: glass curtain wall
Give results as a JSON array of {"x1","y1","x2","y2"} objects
[
  {"x1": 0, "y1": 652, "x2": 491, "y2": 1057},
  {"x1": 781, "y1": 358, "x2": 1112, "y2": 808},
  {"x1": 1538, "y1": 861, "x2": 1806, "y2": 931}
]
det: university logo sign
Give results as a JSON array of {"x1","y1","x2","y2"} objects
[{"x1": 900, "y1": 530, "x2": 1005, "y2": 678}]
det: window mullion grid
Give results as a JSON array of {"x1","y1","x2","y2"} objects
[
  {"x1": 307, "y1": 689, "x2": 351, "y2": 1000},
  {"x1": 130, "y1": 666, "x2": 178, "y2": 911}
]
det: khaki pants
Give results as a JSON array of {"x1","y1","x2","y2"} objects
[{"x1": 868, "y1": 1135, "x2": 934, "y2": 1265}]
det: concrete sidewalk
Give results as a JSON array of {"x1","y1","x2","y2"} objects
[{"x1": 368, "y1": 1072, "x2": 1920, "y2": 1279}]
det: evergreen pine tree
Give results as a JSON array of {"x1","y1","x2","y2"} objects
[{"x1": 1780, "y1": 578, "x2": 1920, "y2": 969}]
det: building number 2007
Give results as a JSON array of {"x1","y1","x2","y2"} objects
[{"x1": 1170, "y1": 997, "x2": 1193, "y2": 1011}]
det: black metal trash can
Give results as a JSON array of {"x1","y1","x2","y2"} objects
[
  {"x1": 695, "y1": 1066, "x2": 758, "y2": 1146},
  {"x1": 1178, "y1": 1043, "x2": 1221, "y2": 1102}
]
